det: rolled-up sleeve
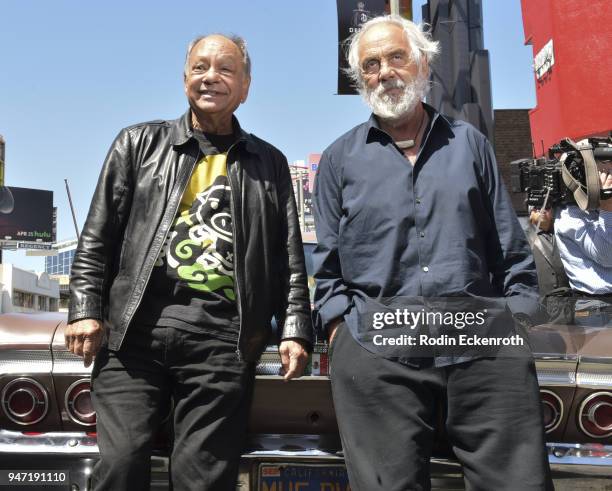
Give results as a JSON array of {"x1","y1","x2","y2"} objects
[
  {"x1": 555, "y1": 207, "x2": 612, "y2": 267},
  {"x1": 312, "y1": 150, "x2": 352, "y2": 336}
]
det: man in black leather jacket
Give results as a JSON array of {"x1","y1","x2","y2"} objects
[{"x1": 66, "y1": 33, "x2": 312, "y2": 490}]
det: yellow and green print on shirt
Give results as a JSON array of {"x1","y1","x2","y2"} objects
[{"x1": 155, "y1": 153, "x2": 235, "y2": 301}]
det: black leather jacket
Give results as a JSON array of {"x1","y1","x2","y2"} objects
[{"x1": 68, "y1": 111, "x2": 312, "y2": 361}]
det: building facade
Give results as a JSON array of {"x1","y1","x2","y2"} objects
[
  {"x1": 44, "y1": 238, "x2": 77, "y2": 311},
  {"x1": 0, "y1": 263, "x2": 59, "y2": 313},
  {"x1": 521, "y1": 0, "x2": 611, "y2": 155},
  {"x1": 494, "y1": 109, "x2": 532, "y2": 215},
  {"x1": 45, "y1": 238, "x2": 77, "y2": 276}
]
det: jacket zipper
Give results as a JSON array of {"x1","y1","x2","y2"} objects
[
  {"x1": 117, "y1": 149, "x2": 200, "y2": 348},
  {"x1": 226, "y1": 141, "x2": 245, "y2": 361}
]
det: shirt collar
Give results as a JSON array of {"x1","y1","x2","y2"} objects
[
  {"x1": 170, "y1": 109, "x2": 257, "y2": 154},
  {"x1": 365, "y1": 102, "x2": 451, "y2": 144}
]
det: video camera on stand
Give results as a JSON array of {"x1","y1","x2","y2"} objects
[{"x1": 511, "y1": 136, "x2": 612, "y2": 210}]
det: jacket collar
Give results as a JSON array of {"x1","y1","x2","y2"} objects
[{"x1": 171, "y1": 109, "x2": 257, "y2": 154}]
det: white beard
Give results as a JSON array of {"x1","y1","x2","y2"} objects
[{"x1": 361, "y1": 74, "x2": 429, "y2": 123}]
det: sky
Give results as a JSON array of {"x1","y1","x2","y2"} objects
[{"x1": 0, "y1": 0, "x2": 536, "y2": 271}]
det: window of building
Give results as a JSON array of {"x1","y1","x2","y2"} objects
[
  {"x1": 45, "y1": 248, "x2": 76, "y2": 276},
  {"x1": 13, "y1": 291, "x2": 35, "y2": 309},
  {"x1": 36, "y1": 296, "x2": 48, "y2": 311},
  {"x1": 53, "y1": 298, "x2": 63, "y2": 311}
]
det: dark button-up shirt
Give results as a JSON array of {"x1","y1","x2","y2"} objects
[{"x1": 312, "y1": 105, "x2": 538, "y2": 366}]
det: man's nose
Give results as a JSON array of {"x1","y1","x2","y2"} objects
[
  {"x1": 202, "y1": 67, "x2": 221, "y2": 84},
  {"x1": 378, "y1": 59, "x2": 396, "y2": 81}
]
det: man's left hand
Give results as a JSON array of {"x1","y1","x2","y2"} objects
[{"x1": 279, "y1": 339, "x2": 309, "y2": 382}]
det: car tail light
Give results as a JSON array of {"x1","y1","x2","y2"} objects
[
  {"x1": 1, "y1": 378, "x2": 49, "y2": 425},
  {"x1": 65, "y1": 379, "x2": 96, "y2": 426},
  {"x1": 579, "y1": 392, "x2": 612, "y2": 439},
  {"x1": 540, "y1": 390, "x2": 563, "y2": 433}
]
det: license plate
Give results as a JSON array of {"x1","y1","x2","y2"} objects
[
  {"x1": 259, "y1": 463, "x2": 350, "y2": 490},
  {"x1": 0, "y1": 470, "x2": 69, "y2": 487}
]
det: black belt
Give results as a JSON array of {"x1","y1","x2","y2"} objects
[{"x1": 571, "y1": 289, "x2": 612, "y2": 299}]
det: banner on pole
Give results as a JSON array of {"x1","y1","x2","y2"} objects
[{"x1": 336, "y1": 0, "x2": 387, "y2": 95}]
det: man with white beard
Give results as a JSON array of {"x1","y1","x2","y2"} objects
[{"x1": 312, "y1": 16, "x2": 553, "y2": 490}]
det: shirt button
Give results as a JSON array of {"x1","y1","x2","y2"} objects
[
  {"x1": 420, "y1": 232, "x2": 425, "y2": 238},
  {"x1": 423, "y1": 266, "x2": 429, "y2": 272},
  {"x1": 416, "y1": 198, "x2": 421, "y2": 204}
]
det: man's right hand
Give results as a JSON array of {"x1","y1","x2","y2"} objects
[{"x1": 64, "y1": 319, "x2": 105, "y2": 368}]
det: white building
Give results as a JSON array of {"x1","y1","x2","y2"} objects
[{"x1": 0, "y1": 263, "x2": 59, "y2": 313}]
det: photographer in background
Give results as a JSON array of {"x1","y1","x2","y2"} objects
[
  {"x1": 554, "y1": 156, "x2": 612, "y2": 295},
  {"x1": 553, "y1": 151, "x2": 612, "y2": 326}
]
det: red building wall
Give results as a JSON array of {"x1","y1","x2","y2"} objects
[{"x1": 521, "y1": 0, "x2": 612, "y2": 156}]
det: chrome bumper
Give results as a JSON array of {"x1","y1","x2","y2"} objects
[
  {"x1": 1, "y1": 431, "x2": 611, "y2": 489},
  {"x1": 0, "y1": 429, "x2": 99, "y2": 455}
]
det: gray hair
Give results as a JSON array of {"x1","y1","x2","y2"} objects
[
  {"x1": 345, "y1": 15, "x2": 439, "y2": 89},
  {"x1": 184, "y1": 33, "x2": 251, "y2": 78}
]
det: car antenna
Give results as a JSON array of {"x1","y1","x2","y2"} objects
[{"x1": 64, "y1": 179, "x2": 80, "y2": 239}]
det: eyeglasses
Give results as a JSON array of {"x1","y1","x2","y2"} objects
[{"x1": 361, "y1": 52, "x2": 412, "y2": 75}]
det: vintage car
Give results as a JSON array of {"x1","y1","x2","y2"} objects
[{"x1": 0, "y1": 243, "x2": 611, "y2": 490}]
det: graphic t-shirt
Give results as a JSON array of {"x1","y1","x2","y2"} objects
[{"x1": 135, "y1": 130, "x2": 239, "y2": 339}]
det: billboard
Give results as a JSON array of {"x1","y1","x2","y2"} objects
[{"x1": 0, "y1": 186, "x2": 54, "y2": 242}]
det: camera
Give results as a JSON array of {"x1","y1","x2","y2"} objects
[{"x1": 511, "y1": 137, "x2": 612, "y2": 210}]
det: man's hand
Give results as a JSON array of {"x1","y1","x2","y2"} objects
[
  {"x1": 599, "y1": 167, "x2": 612, "y2": 212},
  {"x1": 279, "y1": 339, "x2": 309, "y2": 382},
  {"x1": 64, "y1": 319, "x2": 105, "y2": 368}
]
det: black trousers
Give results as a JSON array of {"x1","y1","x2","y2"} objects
[
  {"x1": 90, "y1": 324, "x2": 255, "y2": 491},
  {"x1": 329, "y1": 325, "x2": 554, "y2": 491}
]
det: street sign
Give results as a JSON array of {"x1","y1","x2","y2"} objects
[{"x1": 18, "y1": 242, "x2": 53, "y2": 250}]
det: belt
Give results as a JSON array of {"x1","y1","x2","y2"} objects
[{"x1": 571, "y1": 289, "x2": 612, "y2": 299}]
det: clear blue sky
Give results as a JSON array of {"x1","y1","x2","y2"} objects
[{"x1": 0, "y1": 1, "x2": 535, "y2": 270}]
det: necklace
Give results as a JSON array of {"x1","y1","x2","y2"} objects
[{"x1": 395, "y1": 110, "x2": 427, "y2": 150}]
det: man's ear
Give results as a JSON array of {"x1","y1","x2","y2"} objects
[
  {"x1": 241, "y1": 76, "x2": 251, "y2": 104},
  {"x1": 420, "y1": 59, "x2": 430, "y2": 80}
]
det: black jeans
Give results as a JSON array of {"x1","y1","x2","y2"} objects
[
  {"x1": 90, "y1": 323, "x2": 255, "y2": 491},
  {"x1": 329, "y1": 324, "x2": 554, "y2": 491}
]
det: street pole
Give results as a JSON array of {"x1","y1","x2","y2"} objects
[
  {"x1": 64, "y1": 179, "x2": 80, "y2": 239},
  {"x1": 297, "y1": 174, "x2": 304, "y2": 230},
  {"x1": 0, "y1": 135, "x2": 5, "y2": 264}
]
